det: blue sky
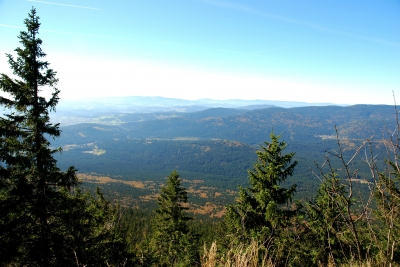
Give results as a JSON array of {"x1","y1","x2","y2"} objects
[{"x1": 0, "y1": 0, "x2": 399, "y2": 104}]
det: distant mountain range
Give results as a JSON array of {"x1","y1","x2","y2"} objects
[
  {"x1": 52, "y1": 96, "x2": 334, "y2": 125},
  {"x1": 54, "y1": 96, "x2": 334, "y2": 123},
  {"x1": 56, "y1": 104, "x2": 395, "y2": 145}
]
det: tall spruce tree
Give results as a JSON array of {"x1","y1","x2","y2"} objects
[
  {"x1": 0, "y1": 8, "x2": 78, "y2": 265},
  {"x1": 150, "y1": 170, "x2": 198, "y2": 266},
  {"x1": 0, "y1": 8, "x2": 131, "y2": 265},
  {"x1": 225, "y1": 133, "x2": 297, "y2": 244}
]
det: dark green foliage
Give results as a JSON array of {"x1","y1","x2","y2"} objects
[
  {"x1": 223, "y1": 133, "x2": 301, "y2": 266},
  {"x1": 119, "y1": 206, "x2": 225, "y2": 266},
  {"x1": 0, "y1": 8, "x2": 76, "y2": 265},
  {"x1": 189, "y1": 218, "x2": 225, "y2": 252},
  {"x1": 305, "y1": 172, "x2": 351, "y2": 265},
  {"x1": 150, "y1": 170, "x2": 199, "y2": 266},
  {"x1": 48, "y1": 188, "x2": 133, "y2": 266},
  {"x1": 0, "y1": 9, "x2": 131, "y2": 265},
  {"x1": 225, "y1": 133, "x2": 297, "y2": 243},
  {"x1": 120, "y1": 208, "x2": 155, "y2": 265},
  {"x1": 55, "y1": 137, "x2": 257, "y2": 189},
  {"x1": 212, "y1": 134, "x2": 400, "y2": 265}
]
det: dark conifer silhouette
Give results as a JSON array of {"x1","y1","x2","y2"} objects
[{"x1": 0, "y1": 8, "x2": 130, "y2": 265}]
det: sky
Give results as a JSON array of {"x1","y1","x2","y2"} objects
[{"x1": 0, "y1": 0, "x2": 399, "y2": 104}]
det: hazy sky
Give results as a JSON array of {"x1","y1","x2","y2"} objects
[{"x1": 0, "y1": 0, "x2": 399, "y2": 104}]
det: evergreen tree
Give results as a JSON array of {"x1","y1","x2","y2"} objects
[
  {"x1": 150, "y1": 170, "x2": 199, "y2": 266},
  {"x1": 58, "y1": 188, "x2": 133, "y2": 266},
  {"x1": 0, "y1": 8, "x2": 131, "y2": 265},
  {"x1": 305, "y1": 172, "x2": 350, "y2": 265},
  {"x1": 225, "y1": 133, "x2": 297, "y2": 245},
  {"x1": 0, "y1": 8, "x2": 76, "y2": 265}
]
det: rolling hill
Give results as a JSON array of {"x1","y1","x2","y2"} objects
[{"x1": 53, "y1": 104, "x2": 395, "y2": 208}]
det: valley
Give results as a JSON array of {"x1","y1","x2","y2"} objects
[{"x1": 54, "y1": 101, "x2": 394, "y2": 209}]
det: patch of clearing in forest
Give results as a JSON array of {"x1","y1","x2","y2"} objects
[
  {"x1": 80, "y1": 173, "x2": 229, "y2": 217},
  {"x1": 83, "y1": 145, "x2": 106, "y2": 156},
  {"x1": 63, "y1": 144, "x2": 80, "y2": 151},
  {"x1": 133, "y1": 193, "x2": 226, "y2": 217},
  {"x1": 187, "y1": 187, "x2": 209, "y2": 198},
  {"x1": 214, "y1": 192, "x2": 222, "y2": 197},
  {"x1": 186, "y1": 185, "x2": 219, "y2": 199},
  {"x1": 188, "y1": 202, "x2": 226, "y2": 218},
  {"x1": 139, "y1": 194, "x2": 159, "y2": 202},
  {"x1": 182, "y1": 179, "x2": 204, "y2": 184},
  {"x1": 78, "y1": 173, "x2": 148, "y2": 189}
]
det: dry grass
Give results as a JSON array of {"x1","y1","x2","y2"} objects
[
  {"x1": 189, "y1": 202, "x2": 225, "y2": 218},
  {"x1": 202, "y1": 242, "x2": 218, "y2": 267},
  {"x1": 187, "y1": 187, "x2": 209, "y2": 198},
  {"x1": 202, "y1": 243, "x2": 379, "y2": 267},
  {"x1": 342, "y1": 261, "x2": 374, "y2": 267},
  {"x1": 78, "y1": 173, "x2": 147, "y2": 189},
  {"x1": 213, "y1": 207, "x2": 226, "y2": 218},
  {"x1": 214, "y1": 192, "x2": 222, "y2": 198},
  {"x1": 225, "y1": 190, "x2": 236, "y2": 196},
  {"x1": 202, "y1": 241, "x2": 275, "y2": 267},
  {"x1": 139, "y1": 194, "x2": 159, "y2": 202}
]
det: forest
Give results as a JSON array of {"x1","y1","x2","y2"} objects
[{"x1": 1, "y1": 9, "x2": 400, "y2": 266}]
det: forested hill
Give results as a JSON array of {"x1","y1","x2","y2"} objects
[
  {"x1": 57, "y1": 104, "x2": 395, "y2": 145},
  {"x1": 54, "y1": 104, "x2": 394, "y2": 199}
]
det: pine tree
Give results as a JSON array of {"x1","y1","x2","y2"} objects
[
  {"x1": 0, "y1": 8, "x2": 131, "y2": 265},
  {"x1": 58, "y1": 188, "x2": 133, "y2": 266},
  {"x1": 225, "y1": 133, "x2": 297, "y2": 244},
  {"x1": 150, "y1": 170, "x2": 199, "y2": 266},
  {"x1": 0, "y1": 8, "x2": 77, "y2": 265}
]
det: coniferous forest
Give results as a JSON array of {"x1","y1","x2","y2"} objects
[{"x1": 1, "y1": 9, "x2": 400, "y2": 266}]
